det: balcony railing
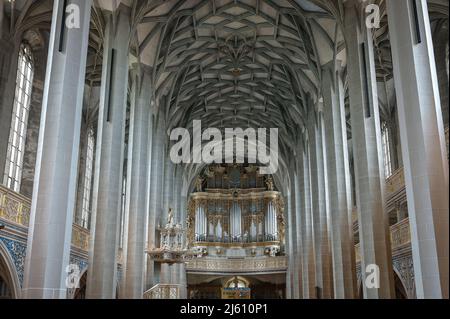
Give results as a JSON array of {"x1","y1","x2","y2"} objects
[
  {"x1": 390, "y1": 217, "x2": 411, "y2": 249},
  {"x1": 386, "y1": 168, "x2": 405, "y2": 194},
  {"x1": 355, "y1": 217, "x2": 411, "y2": 263},
  {"x1": 186, "y1": 256, "x2": 287, "y2": 273},
  {"x1": 1, "y1": 184, "x2": 413, "y2": 268},
  {"x1": 0, "y1": 185, "x2": 91, "y2": 253},
  {"x1": 194, "y1": 234, "x2": 279, "y2": 244},
  {"x1": 71, "y1": 223, "x2": 90, "y2": 251},
  {"x1": 144, "y1": 284, "x2": 181, "y2": 299},
  {"x1": 0, "y1": 185, "x2": 31, "y2": 227}
]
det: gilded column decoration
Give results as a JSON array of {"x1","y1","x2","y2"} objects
[
  {"x1": 265, "y1": 176, "x2": 274, "y2": 191},
  {"x1": 274, "y1": 196, "x2": 285, "y2": 244},
  {"x1": 186, "y1": 199, "x2": 196, "y2": 247}
]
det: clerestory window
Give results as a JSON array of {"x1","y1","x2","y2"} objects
[{"x1": 3, "y1": 44, "x2": 34, "y2": 192}]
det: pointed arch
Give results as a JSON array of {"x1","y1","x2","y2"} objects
[{"x1": 0, "y1": 240, "x2": 21, "y2": 299}]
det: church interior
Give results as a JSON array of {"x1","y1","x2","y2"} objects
[{"x1": 0, "y1": 0, "x2": 448, "y2": 300}]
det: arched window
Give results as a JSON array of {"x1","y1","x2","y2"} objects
[
  {"x1": 3, "y1": 44, "x2": 34, "y2": 192},
  {"x1": 81, "y1": 128, "x2": 95, "y2": 229},
  {"x1": 381, "y1": 122, "x2": 393, "y2": 178}
]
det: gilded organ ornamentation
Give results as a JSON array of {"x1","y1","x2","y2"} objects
[
  {"x1": 187, "y1": 165, "x2": 285, "y2": 258},
  {"x1": 265, "y1": 176, "x2": 274, "y2": 191},
  {"x1": 274, "y1": 196, "x2": 286, "y2": 244}
]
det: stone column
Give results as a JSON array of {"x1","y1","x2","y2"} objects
[
  {"x1": 308, "y1": 109, "x2": 333, "y2": 299},
  {"x1": 22, "y1": 0, "x2": 92, "y2": 299},
  {"x1": 320, "y1": 112, "x2": 335, "y2": 299},
  {"x1": 298, "y1": 139, "x2": 316, "y2": 298},
  {"x1": 290, "y1": 169, "x2": 301, "y2": 299},
  {"x1": 387, "y1": 0, "x2": 449, "y2": 299},
  {"x1": 122, "y1": 68, "x2": 152, "y2": 299},
  {"x1": 344, "y1": 0, "x2": 395, "y2": 299},
  {"x1": 145, "y1": 113, "x2": 165, "y2": 289},
  {"x1": 170, "y1": 169, "x2": 181, "y2": 287},
  {"x1": 159, "y1": 154, "x2": 174, "y2": 285},
  {"x1": 322, "y1": 63, "x2": 357, "y2": 298},
  {"x1": 293, "y1": 152, "x2": 304, "y2": 299},
  {"x1": 342, "y1": 87, "x2": 357, "y2": 300},
  {"x1": 179, "y1": 189, "x2": 188, "y2": 299},
  {"x1": 285, "y1": 191, "x2": 295, "y2": 299},
  {"x1": 86, "y1": 9, "x2": 131, "y2": 299}
]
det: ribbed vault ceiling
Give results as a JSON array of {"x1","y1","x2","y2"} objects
[
  {"x1": 133, "y1": 0, "x2": 335, "y2": 145},
  {"x1": 3, "y1": 0, "x2": 449, "y2": 188}
]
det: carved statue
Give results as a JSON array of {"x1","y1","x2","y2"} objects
[
  {"x1": 186, "y1": 215, "x2": 192, "y2": 229},
  {"x1": 167, "y1": 208, "x2": 174, "y2": 226},
  {"x1": 265, "y1": 176, "x2": 274, "y2": 191},
  {"x1": 265, "y1": 245, "x2": 280, "y2": 257},
  {"x1": 195, "y1": 177, "x2": 203, "y2": 192}
]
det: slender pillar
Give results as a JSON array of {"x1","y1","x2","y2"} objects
[
  {"x1": 341, "y1": 87, "x2": 357, "y2": 300},
  {"x1": 145, "y1": 113, "x2": 165, "y2": 289},
  {"x1": 387, "y1": 0, "x2": 449, "y2": 299},
  {"x1": 122, "y1": 68, "x2": 152, "y2": 299},
  {"x1": 285, "y1": 191, "x2": 295, "y2": 299},
  {"x1": 322, "y1": 62, "x2": 357, "y2": 298},
  {"x1": 293, "y1": 153, "x2": 304, "y2": 299},
  {"x1": 300, "y1": 139, "x2": 316, "y2": 298},
  {"x1": 344, "y1": 0, "x2": 395, "y2": 299},
  {"x1": 159, "y1": 159, "x2": 174, "y2": 284},
  {"x1": 308, "y1": 109, "x2": 333, "y2": 299},
  {"x1": 179, "y1": 192, "x2": 188, "y2": 299},
  {"x1": 22, "y1": 0, "x2": 92, "y2": 299},
  {"x1": 170, "y1": 169, "x2": 182, "y2": 287},
  {"x1": 86, "y1": 9, "x2": 131, "y2": 299},
  {"x1": 321, "y1": 112, "x2": 335, "y2": 299},
  {"x1": 290, "y1": 170, "x2": 301, "y2": 299}
]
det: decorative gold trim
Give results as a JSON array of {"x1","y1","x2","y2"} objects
[
  {"x1": 191, "y1": 241, "x2": 281, "y2": 248},
  {"x1": 186, "y1": 256, "x2": 288, "y2": 273},
  {"x1": 0, "y1": 185, "x2": 31, "y2": 227}
]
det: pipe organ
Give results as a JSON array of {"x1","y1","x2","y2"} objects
[{"x1": 187, "y1": 165, "x2": 285, "y2": 258}]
